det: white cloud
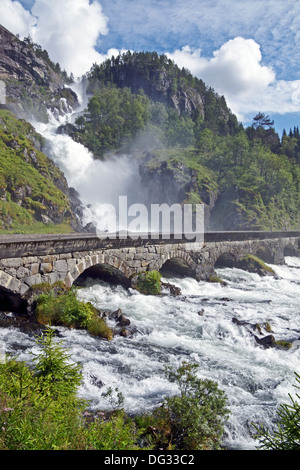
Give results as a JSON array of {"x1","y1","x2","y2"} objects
[
  {"x1": 0, "y1": 0, "x2": 36, "y2": 37},
  {"x1": 167, "y1": 37, "x2": 300, "y2": 122},
  {"x1": 1, "y1": 0, "x2": 110, "y2": 77},
  {"x1": 30, "y1": 0, "x2": 109, "y2": 77}
]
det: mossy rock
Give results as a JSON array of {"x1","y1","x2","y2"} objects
[
  {"x1": 273, "y1": 340, "x2": 293, "y2": 350},
  {"x1": 208, "y1": 275, "x2": 227, "y2": 286},
  {"x1": 237, "y1": 254, "x2": 275, "y2": 276}
]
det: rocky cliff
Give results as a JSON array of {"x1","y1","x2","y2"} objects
[
  {"x1": 0, "y1": 108, "x2": 84, "y2": 232},
  {"x1": 139, "y1": 149, "x2": 218, "y2": 229},
  {"x1": 86, "y1": 51, "x2": 238, "y2": 134},
  {"x1": 0, "y1": 25, "x2": 85, "y2": 233},
  {"x1": 0, "y1": 24, "x2": 78, "y2": 122}
]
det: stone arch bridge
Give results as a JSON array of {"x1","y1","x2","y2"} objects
[{"x1": 0, "y1": 231, "x2": 299, "y2": 311}]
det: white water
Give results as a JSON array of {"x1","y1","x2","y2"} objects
[
  {"x1": 33, "y1": 83, "x2": 143, "y2": 228},
  {"x1": 0, "y1": 257, "x2": 299, "y2": 450}
]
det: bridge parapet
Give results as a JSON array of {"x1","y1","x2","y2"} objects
[{"x1": 0, "y1": 232, "x2": 298, "y2": 304}]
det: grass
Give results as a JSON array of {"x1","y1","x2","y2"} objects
[
  {"x1": 0, "y1": 220, "x2": 74, "y2": 235},
  {"x1": 0, "y1": 109, "x2": 74, "y2": 233},
  {"x1": 34, "y1": 287, "x2": 114, "y2": 340},
  {"x1": 241, "y1": 254, "x2": 275, "y2": 274}
]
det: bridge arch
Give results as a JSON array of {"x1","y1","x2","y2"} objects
[
  {"x1": 0, "y1": 271, "x2": 28, "y2": 313},
  {"x1": 253, "y1": 245, "x2": 275, "y2": 264},
  {"x1": 65, "y1": 253, "x2": 135, "y2": 288},
  {"x1": 283, "y1": 243, "x2": 299, "y2": 257},
  {"x1": 214, "y1": 252, "x2": 238, "y2": 269},
  {"x1": 151, "y1": 249, "x2": 197, "y2": 277}
]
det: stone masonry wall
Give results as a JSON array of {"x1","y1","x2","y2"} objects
[{"x1": 0, "y1": 236, "x2": 298, "y2": 296}]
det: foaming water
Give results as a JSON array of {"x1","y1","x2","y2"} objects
[
  {"x1": 1, "y1": 257, "x2": 299, "y2": 450},
  {"x1": 32, "y1": 86, "x2": 142, "y2": 227}
]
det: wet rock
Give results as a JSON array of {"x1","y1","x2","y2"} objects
[
  {"x1": 254, "y1": 334, "x2": 275, "y2": 348},
  {"x1": 111, "y1": 308, "x2": 123, "y2": 320},
  {"x1": 117, "y1": 314, "x2": 130, "y2": 327},
  {"x1": 161, "y1": 281, "x2": 181, "y2": 296},
  {"x1": 119, "y1": 328, "x2": 131, "y2": 337}
]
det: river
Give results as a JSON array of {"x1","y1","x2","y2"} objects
[{"x1": 0, "y1": 256, "x2": 299, "y2": 450}]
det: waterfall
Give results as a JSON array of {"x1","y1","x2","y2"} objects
[{"x1": 32, "y1": 81, "x2": 143, "y2": 230}]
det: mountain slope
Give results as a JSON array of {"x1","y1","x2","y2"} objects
[
  {"x1": 0, "y1": 24, "x2": 78, "y2": 122},
  {"x1": 0, "y1": 25, "x2": 84, "y2": 233},
  {"x1": 0, "y1": 109, "x2": 83, "y2": 233},
  {"x1": 0, "y1": 26, "x2": 299, "y2": 233},
  {"x1": 86, "y1": 51, "x2": 239, "y2": 136}
]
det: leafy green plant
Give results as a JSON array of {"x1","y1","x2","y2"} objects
[
  {"x1": 139, "y1": 361, "x2": 230, "y2": 450},
  {"x1": 136, "y1": 270, "x2": 162, "y2": 295},
  {"x1": 35, "y1": 288, "x2": 113, "y2": 340},
  {"x1": 32, "y1": 327, "x2": 82, "y2": 399},
  {"x1": 253, "y1": 372, "x2": 300, "y2": 450}
]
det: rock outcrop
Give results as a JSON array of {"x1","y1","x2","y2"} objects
[{"x1": 0, "y1": 24, "x2": 78, "y2": 122}]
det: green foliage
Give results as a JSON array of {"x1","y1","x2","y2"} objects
[
  {"x1": 32, "y1": 328, "x2": 82, "y2": 399},
  {"x1": 253, "y1": 372, "x2": 300, "y2": 450},
  {"x1": 139, "y1": 361, "x2": 230, "y2": 450},
  {"x1": 0, "y1": 335, "x2": 230, "y2": 450},
  {"x1": 136, "y1": 270, "x2": 162, "y2": 295},
  {"x1": 72, "y1": 85, "x2": 151, "y2": 157},
  {"x1": 0, "y1": 327, "x2": 86, "y2": 450},
  {"x1": 86, "y1": 51, "x2": 239, "y2": 138},
  {"x1": 86, "y1": 410, "x2": 143, "y2": 450},
  {"x1": 35, "y1": 288, "x2": 113, "y2": 340}
]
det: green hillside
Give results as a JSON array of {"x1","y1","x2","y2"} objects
[
  {"x1": 0, "y1": 110, "x2": 76, "y2": 233},
  {"x1": 65, "y1": 51, "x2": 300, "y2": 231}
]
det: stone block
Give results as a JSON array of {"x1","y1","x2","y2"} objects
[
  {"x1": 84, "y1": 256, "x2": 92, "y2": 268},
  {"x1": 40, "y1": 262, "x2": 53, "y2": 274},
  {"x1": 8, "y1": 277, "x2": 29, "y2": 296},
  {"x1": 5, "y1": 268, "x2": 16, "y2": 277},
  {"x1": 76, "y1": 261, "x2": 86, "y2": 274},
  {"x1": 64, "y1": 273, "x2": 74, "y2": 288},
  {"x1": 0, "y1": 258, "x2": 23, "y2": 269},
  {"x1": 44, "y1": 272, "x2": 65, "y2": 284},
  {"x1": 0, "y1": 270, "x2": 13, "y2": 288},
  {"x1": 30, "y1": 263, "x2": 40, "y2": 275},
  {"x1": 58, "y1": 253, "x2": 72, "y2": 260},
  {"x1": 141, "y1": 260, "x2": 150, "y2": 267},
  {"x1": 42, "y1": 255, "x2": 57, "y2": 263},
  {"x1": 53, "y1": 259, "x2": 68, "y2": 272},
  {"x1": 24, "y1": 274, "x2": 42, "y2": 287},
  {"x1": 67, "y1": 259, "x2": 77, "y2": 270},
  {"x1": 21, "y1": 256, "x2": 39, "y2": 264},
  {"x1": 16, "y1": 266, "x2": 30, "y2": 279}
]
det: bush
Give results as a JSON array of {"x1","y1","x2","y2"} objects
[
  {"x1": 0, "y1": 338, "x2": 230, "y2": 450},
  {"x1": 35, "y1": 288, "x2": 113, "y2": 340},
  {"x1": 253, "y1": 372, "x2": 300, "y2": 450},
  {"x1": 138, "y1": 361, "x2": 230, "y2": 450},
  {"x1": 136, "y1": 270, "x2": 162, "y2": 295},
  {"x1": 0, "y1": 327, "x2": 86, "y2": 450},
  {"x1": 0, "y1": 329, "x2": 143, "y2": 450}
]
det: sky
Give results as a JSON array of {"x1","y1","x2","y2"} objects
[{"x1": 1, "y1": 0, "x2": 300, "y2": 135}]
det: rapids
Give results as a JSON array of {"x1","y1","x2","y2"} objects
[{"x1": 0, "y1": 256, "x2": 299, "y2": 450}]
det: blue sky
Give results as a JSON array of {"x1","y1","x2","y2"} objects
[{"x1": 2, "y1": 0, "x2": 300, "y2": 136}]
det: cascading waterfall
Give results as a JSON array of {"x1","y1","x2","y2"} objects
[
  {"x1": 0, "y1": 83, "x2": 299, "y2": 450},
  {"x1": 33, "y1": 82, "x2": 143, "y2": 230}
]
